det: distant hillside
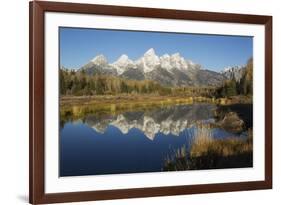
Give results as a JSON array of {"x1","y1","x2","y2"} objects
[
  {"x1": 217, "y1": 58, "x2": 253, "y2": 97},
  {"x1": 221, "y1": 65, "x2": 246, "y2": 81}
]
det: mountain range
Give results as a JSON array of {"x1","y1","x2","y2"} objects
[{"x1": 75, "y1": 48, "x2": 245, "y2": 87}]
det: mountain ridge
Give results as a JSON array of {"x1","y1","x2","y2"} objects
[{"x1": 78, "y1": 48, "x2": 229, "y2": 87}]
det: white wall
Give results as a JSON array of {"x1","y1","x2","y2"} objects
[{"x1": 0, "y1": 0, "x2": 280, "y2": 204}]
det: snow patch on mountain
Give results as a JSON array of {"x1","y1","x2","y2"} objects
[
  {"x1": 90, "y1": 54, "x2": 108, "y2": 66},
  {"x1": 111, "y1": 54, "x2": 136, "y2": 75},
  {"x1": 170, "y1": 53, "x2": 188, "y2": 71},
  {"x1": 159, "y1": 54, "x2": 173, "y2": 73}
]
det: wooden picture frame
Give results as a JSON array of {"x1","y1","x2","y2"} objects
[{"x1": 29, "y1": 1, "x2": 272, "y2": 204}]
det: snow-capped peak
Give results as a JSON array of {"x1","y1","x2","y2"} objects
[
  {"x1": 90, "y1": 54, "x2": 108, "y2": 66},
  {"x1": 170, "y1": 52, "x2": 188, "y2": 70},
  {"x1": 144, "y1": 48, "x2": 156, "y2": 56},
  {"x1": 136, "y1": 48, "x2": 160, "y2": 73},
  {"x1": 171, "y1": 52, "x2": 181, "y2": 58},
  {"x1": 116, "y1": 54, "x2": 129, "y2": 62},
  {"x1": 111, "y1": 54, "x2": 135, "y2": 75}
]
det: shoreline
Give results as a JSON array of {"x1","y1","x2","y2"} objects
[
  {"x1": 59, "y1": 94, "x2": 252, "y2": 120},
  {"x1": 60, "y1": 94, "x2": 252, "y2": 106}
]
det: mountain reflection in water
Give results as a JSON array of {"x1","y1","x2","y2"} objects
[
  {"x1": 59, "y1": 104, "x2": 249, "y2": 177},
  {"x1": 83, "y1": 104, "x2": 216, "y2": 140}
]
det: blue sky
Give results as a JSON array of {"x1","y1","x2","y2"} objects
[{"x1": 60, "y1": 27, "x2": 253, "y2": 71}]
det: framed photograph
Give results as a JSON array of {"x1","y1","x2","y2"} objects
[{"x1": 29, "y1": 1, "x2": 272, "y2": 204}]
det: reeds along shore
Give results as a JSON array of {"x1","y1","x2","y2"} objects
[{"x1": 163, "y1": 127, "x2": 253, "y2": 171}]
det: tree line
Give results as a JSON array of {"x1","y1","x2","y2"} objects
[
  {"x1": 216, "y1": 58, "x2": 253, "y2": 97},
  {"x1": 59, "y1": 69, "x2": 217, "y2": 97},
  {"x1": 60, "y1": 69, "x2": 172, "y2": 96}
]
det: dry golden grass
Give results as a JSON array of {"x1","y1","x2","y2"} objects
[
  {"x1": 190, "y1": 128, "x2": 252, "y2": 158},
  {"x1": 163, "y1": 127, "x2": 253, "y2": 171},
  {"x1": 60, "y1": 94, "x2": 253, "y2": 123},
  {"x1": 59, "y1": 95, "x2": 213, "y2": 121}
]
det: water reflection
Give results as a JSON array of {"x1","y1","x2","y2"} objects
[
  {"x1": 60, "y1": 104, "x2": 252, "y2": 176},
  {"x1": 83, "y1": 104, "x2": 216, "y2": 140}
]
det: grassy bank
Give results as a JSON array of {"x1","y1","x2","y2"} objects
[
  {"x1": 163, "y1": 127, "x2": 253, "y2": 171},
  {"x1": 60, "y1": 94, "x2": 252, "y2": 106},
  {"x1": 60, "y1": 94, "x2": 252, "y2": 121}
]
